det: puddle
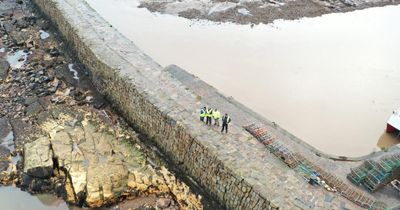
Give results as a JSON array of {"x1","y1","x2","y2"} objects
[
  {"x1": 85, "y1": 0, "x2": 400, "y2": 157},
  {"x1": 377, "y1": 132, "x2": 400, "y2": 150},
  {"x1": 39, "y1": 30, "x2": 50, "y2": 40},
  {"x1": 68, "y1": 64, "x2": 79, "y2": 80},
  {"x1": 0, "y1": 186, "x2": 70, "y2": 210},
  {"x1": 6, "y1": 50, "x2": 30, "y2": 69},
  {"x1": 237, "y1": 8, "x2": 251, "y2": 16},
  {"x1": 1, "y1": 131, "x2": 14, "y2": 152},
  {"x1": 11, "y1": 154, "x2": 21, "y2": 165}
]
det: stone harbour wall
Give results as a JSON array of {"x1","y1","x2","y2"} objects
[
  {"x1": 31, "y1": 0, "x2": 358, "y2": 209},
  {"x1": 31, "y1": 1, "x2": 273, "y2": 209}
]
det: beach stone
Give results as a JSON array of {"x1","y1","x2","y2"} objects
[
  {"x1": 156, "y1": 198, "x2": 172, "y2": 209},
  {"x1": 0, "y1": 117, "x2": 12, "y2": 156},
  {"x1": 55, "y1": 64, "x2": 78, "y2": 86},
  {"x1": 0, "y1": 118, "x2": 11, "y2": 137},
  {"x1": 0, "y1": 146, "x2": 10, "y2": 158},
  {"x1": 26, "y1": 101, "x2": 43, "y2": 116},
  {"x1": 20, "y1": 173, "x2": 34, "y2": 189},
  {"x1": 0, "y1": 59, "x2": 9, "y2": 81},
  {"x1": 0, "y1": 159, "x2": 9, "y2": 172},
  {"x1": 9, "y1": 119, "x2": 36, "y2": 149},
  {"x1": 24, "y1": 96, "x2": 39, "y2": 106},
  {"x1": 138, "y1": 204, "x2": 155, "y2": 210},
  {"x1": 29, "y1": 178, "x2": 53, "y2": 192}
]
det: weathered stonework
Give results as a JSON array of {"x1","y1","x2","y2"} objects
[{"x1": 31, "y1": 0, "x2": 371, "y2": 209}]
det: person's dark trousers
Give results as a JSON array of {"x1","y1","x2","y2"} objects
[
  {"x1": 200, "y1": 116, "x2": 204, "y2": 122},
  {"x1": 221, "y1": 123, "x2": 228, "y2": 133},
  {"x1": 206, "y1": 117, "x2": 212, "y2": 125},
  {"x1": 214, "y1": 119, "x2": 219, "y2": 126}
]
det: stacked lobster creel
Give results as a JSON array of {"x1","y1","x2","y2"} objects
[{"x1": 244, "y1": 123, "x2": 298, "y2": 168}]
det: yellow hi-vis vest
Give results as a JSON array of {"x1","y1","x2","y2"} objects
[
  {"x1": 213, "y1": 110, "x2": 221, "y2": 119},
  {"x1": 200, "y1": 108, "x2": 206, "y2": 117}
]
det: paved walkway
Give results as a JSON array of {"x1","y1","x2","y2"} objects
[
  {"x1": 35, "y1": 0, "x2": 399, "y2": 207},
  {"x1": 165, "y1": 64, "x2": 400, "y2": 208}
]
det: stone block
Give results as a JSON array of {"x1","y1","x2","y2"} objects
[
  {"x1": 24, "y1": 137, "x2": 53, "y2": 178},
  {"x1": 0, "y1": 59, "x2": 10, "y2": 81}
]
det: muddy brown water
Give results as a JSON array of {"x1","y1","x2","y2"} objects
[{"x1": 85, "y1": 0, "x2": 400, "y2": 157}]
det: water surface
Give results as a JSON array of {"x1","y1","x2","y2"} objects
[
  {"x1": 85, "y1": 0, "x2": 400, "y2": 156},
  {"x1": 0, "y1": 186, "x2": 69, "y2": 210},
  {"x1": 6, "y1": 50, "x2": 30, "y2": 69}
]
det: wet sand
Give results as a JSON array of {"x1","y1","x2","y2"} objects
[{"x1": 85, "y1": 0, "x2": 400, "y2": 157}]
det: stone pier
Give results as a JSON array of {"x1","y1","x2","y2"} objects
[{"x1": 31, "y1": 0, "x2": 399, "y2": 209}]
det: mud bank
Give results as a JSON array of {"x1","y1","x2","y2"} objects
[{"x1": 139, "y1": 0, "x2": 400, "y2": 24}]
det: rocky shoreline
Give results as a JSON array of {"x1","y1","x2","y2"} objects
[
  {"x1": 139, "y1": 0, "x2": 400, "y2": 25},
  {"x1": 0, "y1": 0, "x2": 213, "y2": 209}
]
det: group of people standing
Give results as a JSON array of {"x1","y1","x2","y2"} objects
[{"x1": 200, "y1": 107, "x2": 231, "y2": 133}]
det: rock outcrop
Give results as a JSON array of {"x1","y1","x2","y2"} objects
[
  {"x1": 22, "y1": 109, "x2": 202, "y2": 209},
  {"x1": 24, "y1": 137, "x2": 53, "y2": 179}
]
